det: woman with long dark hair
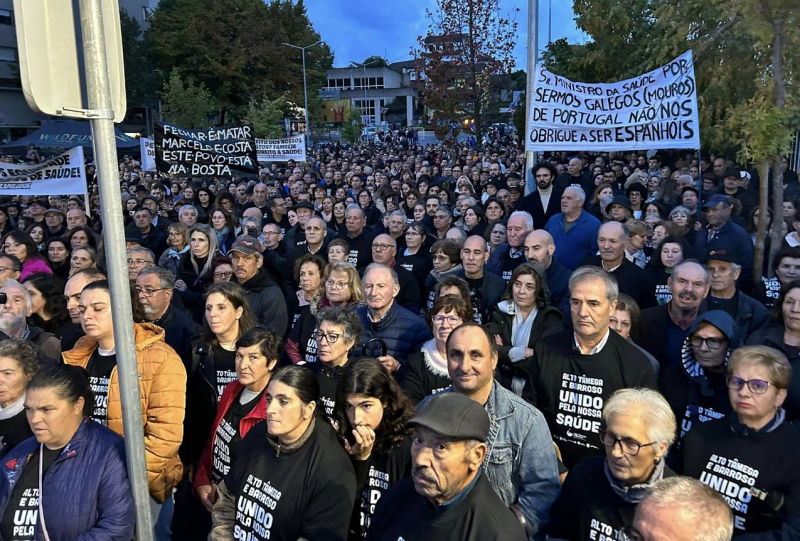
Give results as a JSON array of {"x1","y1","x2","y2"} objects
[
  {"x1": 183, "y1": 282, "x2": 260, "y2": 466},
  {"x1": 210, "y1": 365, "x2": 356, "y2": 540},
  {"x1": 24, "y1": 273, "x2": 70, "y2": 339},
  {"x1": 1, "y1": 230, "x2": 51, "y2": 280},
  {"x1": 45, "y1": 236, "x2": 70, "y2": 280},
  {"x1": 210, "y1": 207, "x2": 236, "y2": 255},
  {"x1": 488, "y1": 263, "x2": 564, "y2": 393},
  {"x1": 334, "y1": 357, "x2": 415, "y2": 539}
]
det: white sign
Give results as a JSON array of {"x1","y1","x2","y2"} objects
[
  {"x1": 256, "y1": 136, "x2": 306, "y2": 162},
  {"x1": 0, "y1": 146, "x2": 86, "y2": 195},
  {"x1": 526, "y1": 50, "x2": 700, "y2": 151},
  {"x1": 140, "y1": 137, "x2": 156, "y2": 171}
]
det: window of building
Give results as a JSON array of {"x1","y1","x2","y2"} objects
[
  {"x1": 0, "y1": 47, "x2": 16, "y2": 62},
  {"x1": 0, "y1": 9, "x2": 11, "y2": 26}
]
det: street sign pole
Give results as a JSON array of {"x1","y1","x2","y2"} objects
[
  {"x1": 524, "y1": 0, "x2": 538, "y2": 197},
  {"x1": 77, "y1": 0, "x2": 154, "y2": 537}
]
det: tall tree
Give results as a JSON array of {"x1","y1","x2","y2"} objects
[
  {"x1": 147, "y1": 0, "x2": 332, "y2": 125},
  {"x1": 119, "y1": 10, "x2": 162, "y2": 108},
  {"x1": 243, "y1": 95, "x2": 287, "y2": 139},
  {"x1": 161, "y1": 70, "x2": 217, "y2": 129},
  {"x1": 413, "y1": 0, "x2": 518, "y2": 144}
]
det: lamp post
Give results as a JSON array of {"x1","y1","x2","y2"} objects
[
  {"x1": 350, "y1": 58, "x2": 382, "y2": 125},
  {"x1": 281, "y1": 40, "x2": 323, "y2": 145}
]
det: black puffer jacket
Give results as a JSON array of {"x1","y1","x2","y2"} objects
[{"x1": 235, "y1": 268, "x2": 289, "y2": 337}]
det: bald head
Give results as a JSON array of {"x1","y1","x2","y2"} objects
[
  {"x1": 568, "y1": 158, "x2": 582, "y2": 176},
  {"x1": 524, "y1": 229, "x2": 556, "y2": 268}
]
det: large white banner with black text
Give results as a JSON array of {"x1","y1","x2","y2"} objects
[
  {"x1": 0, "y1": 146, "x2": 86, "y2": 195},
  {"x1": 526, "y1": 50, "x2": 700, "y2": 151},
  {"x1": 256, "y1": 136, "x2": 307, "y2": 162}
]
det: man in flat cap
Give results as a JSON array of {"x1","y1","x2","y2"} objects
[{"x1": 366, "y1": 393, "x2": 526, "y2": 541}]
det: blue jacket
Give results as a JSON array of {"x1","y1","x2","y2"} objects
[
  {"x1": 544, "y1": 211, "x2": 601, "y2": 271},
  {"x1": 356, "y1": 302, "x2": 432, "y2": 366},
  {"x1": 0, "y1": 419, "x2": 135, "y2": 540},
  {"x1": 425, "y1": 381, "x2": 561, "y2": 537},
  {"x1": 485, "y1": 243, "x2": 512, "y2": 278}
]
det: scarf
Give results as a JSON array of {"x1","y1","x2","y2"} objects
[
  {"x1": 421, "y1": 339, "x2": 448, "y2": 377},
  {"x1": 0, "y1": 393, "x2": 24, "y2": 420},
  {"x1": 604, "y1": 456, "x2": 666, "y2": 504},
  {"x1": 215, "y1": 226, "x2": 229, "y2": 247},
  {"x1": 729, "y1": 408, "x2": 786, "y2": 436},
  {"x1": 497, "y1": 300, "x2": 538, "y2": 363}
]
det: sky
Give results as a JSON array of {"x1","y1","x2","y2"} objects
[{"x1": 303, "y1": 0, "x2": 588, "y2": 70}]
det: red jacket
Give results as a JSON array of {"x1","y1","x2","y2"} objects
[{"x1": 193, "y1": 380, "x2": 267, "y2": 489}]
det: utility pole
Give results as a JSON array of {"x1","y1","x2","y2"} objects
[
  {"x1": 524, "y1": 0, "x2": 539, "y2": 196},
  {"x1": 282, "y1": 40, "x2": 324, "y2": 147},
  {"x1": 78, "y1": 0, "x2": 154, "y2": 536}
]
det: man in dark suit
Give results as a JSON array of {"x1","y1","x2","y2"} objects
[{"x1": 516, "y1": 162, "x2": 563, "y2": 230}]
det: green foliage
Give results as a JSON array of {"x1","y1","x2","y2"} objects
[
  {"x1": 161, "y1": 70, "x2": 217, "y2": 129},
  {"x1": 243, "y1": 95, "x2": 286, "y2": 139},
  {"x1": 341, "y1": 108, "x2": 364, "y2": 142},
  {"x1": 147, "y1": 0, "x2": 333, "y2": 123},
  {"x1": 119, "y1": 10, "x2": 162, "y2": 107},
  {"x1": 360, "y1": 56, "x2": 389, "y2": 67}
]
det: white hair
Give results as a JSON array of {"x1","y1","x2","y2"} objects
[
  {"x1": 509, "y1": 210, "x2": 534, "y2": 230},
  {"x1": 602, "y1": 388, "x2": 677, "y2": 449},
  {"x1": 569, "y1": 265, "x2": 619, "y2": 304},
  {"x1": 640, "y1": 477, "x2": 733, "y2": 541},
  {"x1": 1, "y1": 279, "x2": 31, "y2": 311},
  {"x1": 564, "y1": 185, "x2": 586, "y2": 203}
]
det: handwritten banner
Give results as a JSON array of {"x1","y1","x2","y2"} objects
[
  {"x1": 256, "y1": 136, "x2": 307, "y2": 162},
  {"x1": 154, "y1": 122, "x2": 258, "y2": 176},
  {"x1": 526, "y1": 50, "x2": 700, "y2": 151},
  {"x1": 0, "y1": 146, "x2": 86, "y2": 195}
]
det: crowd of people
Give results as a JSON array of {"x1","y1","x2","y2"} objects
[{"x1": 0, "y1": 130, "x2": 796, "y2": 541}]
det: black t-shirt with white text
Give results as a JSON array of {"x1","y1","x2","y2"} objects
[
  {"x1": 211, "y1": 389, "x2": 262, "y2": 484},
  {"x1": 86, "y1": 350, "x2": 116, "y2": 425},
  {"x1": 0, "y1": 446, "x2": 63, "y2": 541},
  {"x1": 214, "y1": 348, "x2": 237, "y2": 399},
  {"x1": 465, "y1": 276, "x2": 486, "y2": 324}
]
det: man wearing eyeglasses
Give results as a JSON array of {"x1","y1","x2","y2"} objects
[
  {"x1": 126, "y1": 246, "x2": 155, "y2": 284},
  {"x1": 0, "y1": 254, "x2": 21, "y2": 287},
  {"x1": 136, "y1": 266, "x2": 199, "y2": 364},
  {"x1": 659, "y1": 310, "x2": 738, "y2": 443},
  {"x1": 368, "y1": 234, "x2": 421, "y2": 314}
]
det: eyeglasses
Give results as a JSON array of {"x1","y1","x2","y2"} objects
[
  {"x1": 0, "y1": 266, "x2": 18, "y2": 273},
  {"x1": 326, "y1": 280, "x2": 348, "y2": 290},
  {"x1": 432, "y1": 315, "x2": 462, "y2": 326},
  {"x1": 135, "y1": 287, "x2": 165, "y2": 297},
  {"x1": 167, "y1": 231, "x2": 182, "y2": 237},
  {"x1": 726, "y1": 376, "x2": 775, "y2": 394},
  {"x1": 127, "y1": 258, "x2": 151, "y2": 266},
  {"x1": 689, "y1": 335, "x2": 725, "y2": 350},
  {"x1": 213, "y1": 271, "x2": 233, "y2": 279},
  {"x1": 598, "y1": 428, "x2": 657, "y2": 456},
  {"x1": 372, "y1": 243, "x2": 393, "y2": 251},
  {"x1": 313, "y1": 330, "x2": 341, "y2": 344},
  {"x1": 432, "y1": 254, "x2": 450, "y2": 262}
]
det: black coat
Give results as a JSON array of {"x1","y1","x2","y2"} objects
[
  {"x1": 516, "y1": 186, "x2": 563, "y2": 229},
  {"x1": 580, "y1": 256, "x2": 656, "y2": 309},
  {"x1": 151, "y1": 303, "x2": 201, "y2": 365},
  {"x1": 487, "y1": 302, "x2": 564, "y2": 387}
]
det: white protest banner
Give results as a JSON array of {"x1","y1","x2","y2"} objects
[
  {"x1": 140, "y1": 137, "x2": 156, "y2": 171},
  {"x1": 154, "y1": 122, "x2": 258, "y2": 176},
  {"x1": 526, "y1": 50, "x2": 700, "y2": 152},
  {"x1": 0, "y1": 146, "x2": 86, "y2": 195},
  {"x1": 256, "y1": 136, "x2": 307, "y2": 162}
]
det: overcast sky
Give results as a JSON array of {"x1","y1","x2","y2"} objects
[{"x1": 303, "y1": 0, "x2": 588, "y2": 70}]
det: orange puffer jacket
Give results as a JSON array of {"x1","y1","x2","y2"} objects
[{"x1": 62, "y1": 322, "x2": 187, "y2": 503}]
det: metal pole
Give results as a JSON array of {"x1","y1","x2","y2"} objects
[
  {"x1": 301, "y1": 48, "x2": 309, "y2": 146},
  {"x1": 78, "y1": 0, "x2": 154, "y2": 538},
  {"x1": 524, "y1": 0, "x2": 539, "y2": 197}
]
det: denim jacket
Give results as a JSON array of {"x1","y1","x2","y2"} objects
[{"x1": 434, "y1": 381, "x2": 560, "y2": 538}]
